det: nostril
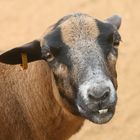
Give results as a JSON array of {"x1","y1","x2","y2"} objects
[
  {"x1": 88, "y1": 93, "x2": 96, "y2": 100},
  {"x1": 87, "y1": 88, "x2": 96, "y2": 100},
  {"x1": 102, "y1": 88, "x2": 110, "y2": 100}
]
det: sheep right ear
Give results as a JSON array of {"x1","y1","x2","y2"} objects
[
  {"x1": 0, "y1": 40, "x2": 42, "y2": 65},
  {"x1": 105, "y1": 15, "x2": 122, "y2": 30}
]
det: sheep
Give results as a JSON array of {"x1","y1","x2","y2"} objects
[{"x1": 0, "y1": 13, "x2": 121, "y2": 140}]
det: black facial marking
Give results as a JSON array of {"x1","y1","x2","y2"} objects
[
  {"x1": 95, "y1": 19, "x2": 121, "y2": 57},
  {"x1": 44, "y1": 27, "x2": 72, "y2": 69},
  {"x1": 45, "y1": 28, "x2": 63, "y2": 56}
]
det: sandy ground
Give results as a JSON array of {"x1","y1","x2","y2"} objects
[{"x1": 0, "y1": 0, "x2": 140, "y2": 140}]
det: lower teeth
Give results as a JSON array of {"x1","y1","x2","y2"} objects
[{"x1": 98, "y1": 109, "x2": 108, "y2": 114}]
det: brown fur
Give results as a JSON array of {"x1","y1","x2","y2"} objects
[
  {"x1": 60, "y1": 15, "x2": 99, "y2": 47},
  {"x1": 0, "y1": 61, "x2": 84, "y2": 140}
]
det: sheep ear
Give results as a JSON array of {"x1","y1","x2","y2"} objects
[
  {"x1": 0, "y1": 40, "x2": 42, "y2": 65},
  {"x1": 105, "y1": 15, "x2": 122, "y2": 29}
]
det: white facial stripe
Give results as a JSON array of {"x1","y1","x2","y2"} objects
[{"x1": 79, "y1": 82, "x2": 92, "y2": 102}]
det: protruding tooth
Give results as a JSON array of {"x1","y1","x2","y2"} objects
[{"x1": 98, "y1": 109, "x2": 108, "y2": 114}]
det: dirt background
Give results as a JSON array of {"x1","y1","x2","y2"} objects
[{"x1": 0, "y1": 0, "x2": 140, "y2": 140}]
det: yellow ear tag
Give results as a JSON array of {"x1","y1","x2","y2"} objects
[{"x1": 21, "y1": 53, "x2": 28, "y2": 70}]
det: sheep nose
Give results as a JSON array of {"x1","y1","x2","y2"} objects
[{"x1": 87, "y1": 85, "x2": 110, "y2": 101}]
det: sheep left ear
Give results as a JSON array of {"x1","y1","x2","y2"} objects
[
  {"x1": 0, "y1": 40, "x2": 42, "y2": 65},
  {"x1": 105, "y1": 15, "x2": 122, "y2": 30}
]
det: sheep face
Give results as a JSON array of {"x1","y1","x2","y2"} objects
[
  {"x1": 42, "y1": 13, "x2": 121, "y2": 124},
  {"x1": 0, "y1": 13, "x2": 121, "y2": 124}
]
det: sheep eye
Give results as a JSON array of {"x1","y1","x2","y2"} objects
[
  {"x1": 113, "y1": 39, "x2": 120, "y2": 46},
  {"x1": 46, "y1": 52, "x2": 54, "y2": 62},
  {"x1": 113, "y1": 32, "x2": 121, "y2": 46}
]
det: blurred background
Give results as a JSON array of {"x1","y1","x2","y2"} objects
[{"x1": 0, "y1": 0, "x2": 140, "y2": 139}]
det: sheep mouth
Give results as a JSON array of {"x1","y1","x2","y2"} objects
[{"x1": 77, "y1": 104, "x2": 115, "y2": 124}]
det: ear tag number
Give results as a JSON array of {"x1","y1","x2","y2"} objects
[{"x1": 21, "y1": 53, "x2": 28, "y2": 70}]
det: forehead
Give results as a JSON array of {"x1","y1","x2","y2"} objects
[
  {"x1": 55, "y1": 14, "x2": 114, "y2": 47},
  {"x1": 43, "y1": 13, "x2": 115, "y2": 50},
  {"x1": 60, "y1": 15, "x2": 99, "y2": 45}
]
